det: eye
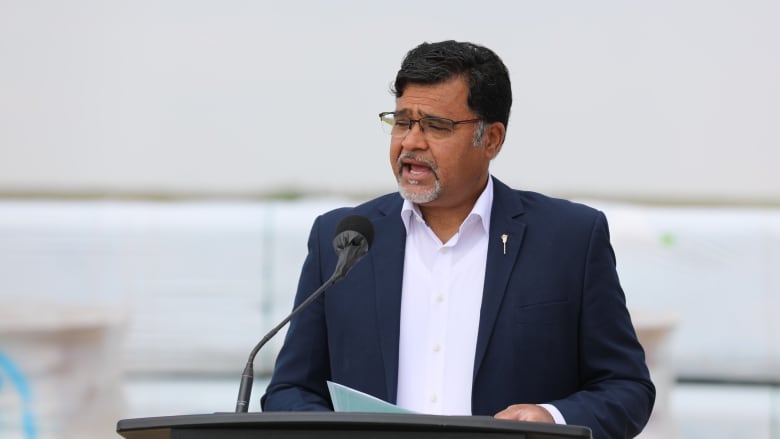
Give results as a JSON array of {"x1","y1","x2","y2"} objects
[
  {"x1": 394, "y1": 118, "x2": 412, "y2": 128},
  {"x1": 424, "y1": 118, "x2": 453, "y2": 132}
]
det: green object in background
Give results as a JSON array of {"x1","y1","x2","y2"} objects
[{"x1": 659, "y1": 232, "x2": 676, "y2": 248}]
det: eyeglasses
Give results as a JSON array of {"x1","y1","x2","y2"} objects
[{"x1": 379, "y1": 112, "x2": 482, "y2": 140}]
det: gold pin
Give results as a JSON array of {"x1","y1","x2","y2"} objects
[{"x1": 501, "y1": 234, "x2": 508, "y2": 255}]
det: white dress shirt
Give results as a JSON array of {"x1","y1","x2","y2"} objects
[
  {"x1": 394, "y1": 177, "x2": 566, "y2": 424},
  {"x1": 396, "y1": 178, "x2": 493, "y2": 415}
]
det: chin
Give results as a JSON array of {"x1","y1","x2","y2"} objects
[{"x1": 398, "y1": 180, "x2": 441, "y2": 204}]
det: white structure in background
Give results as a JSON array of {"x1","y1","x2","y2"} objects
[
  {"x1": 0, "y1": 303, "x2": 125, "y2": 439},
  {"x1": 0, "y1": 199, "x2": 779, "y2": 438}
]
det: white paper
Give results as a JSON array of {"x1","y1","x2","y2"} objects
[{"x1": 327, "y1": 381, "x2": 415, "y2": 414}]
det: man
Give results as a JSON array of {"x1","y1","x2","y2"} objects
[{"x1": 262, "y1": 40, "x2": 655, "y2": 438}]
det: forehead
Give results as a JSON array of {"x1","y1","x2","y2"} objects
[{"x1": 395, "y1": 77, "x2": 471, "y2": 117}]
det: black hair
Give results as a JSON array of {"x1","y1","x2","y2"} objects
[{"x1": 393, "y1": 40, "x2": 512, "y2": 128}]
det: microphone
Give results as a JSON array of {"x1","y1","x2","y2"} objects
[
  {"x1": 331, "y1": 214, "x2": 374, "y2": 281},
  {"x1": 234, "y1": 214, "x2": 374, "y2": 413}
]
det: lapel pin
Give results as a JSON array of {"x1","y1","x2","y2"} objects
[{"x1": 501, "y1": 234, "x2": 508, "y2": 255}]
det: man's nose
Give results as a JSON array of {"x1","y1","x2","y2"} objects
[{"x1": 401, "y1": 121, "x2": 428, "y2": 150}]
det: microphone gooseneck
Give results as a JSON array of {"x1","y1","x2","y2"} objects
[{"x1": 234, "y1": 214, "x2": 374, "y2": 413}]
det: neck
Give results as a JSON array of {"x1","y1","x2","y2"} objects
[
  {"x1": 418, "y1": 176, "x2": 488, "y2": 243},
  {"x1": 418, "y1": 203, "x2": 476, "y2": 243}
]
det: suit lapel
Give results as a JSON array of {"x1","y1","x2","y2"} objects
[
  {"x1": 370, "y1": 196, "x2": 406, "y2": 403},
  {"x1": 473, "y1": 178, "x2": 527, "y2": 381}
]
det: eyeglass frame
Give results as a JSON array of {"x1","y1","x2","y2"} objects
[{"x1": 378, "y1": 111, "x2": 483, "y2": 139}]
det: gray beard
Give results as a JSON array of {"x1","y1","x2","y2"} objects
[
  {"x1": 395, "y1": 153, "x2": 441, "y2": 204},
  {"x1": 397, "y1": 178, "x2": 442, "y2": 204}
]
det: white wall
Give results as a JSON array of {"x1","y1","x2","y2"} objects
[{"x1": 1, "y1": 0, "x2": 778, "y2": 202}]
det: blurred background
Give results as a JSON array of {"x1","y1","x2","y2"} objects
[{"x1": 0, "y1": 0, "x2": 778, "y2": 438}]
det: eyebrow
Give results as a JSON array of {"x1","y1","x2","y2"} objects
[{"x1": 394, "y1": 109, "x2": 446, "y2": 119}]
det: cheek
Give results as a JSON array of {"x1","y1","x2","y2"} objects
[
  {"x1": 438, "y1": 149, "x2": 482, "y2": 180},
  {"x1": 389, "y1": 141, "x2": 402, "y2": 169}
]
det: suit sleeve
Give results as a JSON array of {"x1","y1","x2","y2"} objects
[
  {"x1": 551, "y1": 211, "x2": 656, "y2": 438},
  {"x1": 261, "y1": 215, "x2": 334, "y2": 411}
]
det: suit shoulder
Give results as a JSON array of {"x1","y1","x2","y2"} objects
[
  {"x1": 492, "y1": 177, "x2": 601, "y2": 223},
  {"x1": 315, "y1": 192, "x2": 402, "y2": 229}
]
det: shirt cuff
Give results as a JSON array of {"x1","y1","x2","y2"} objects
[{"x1": 538, "y1": 404, "x2": 567, "y2": 425}]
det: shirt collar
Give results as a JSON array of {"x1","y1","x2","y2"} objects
[{"x1": 401, "y1": 176, "x2": 494, "y2": 234}]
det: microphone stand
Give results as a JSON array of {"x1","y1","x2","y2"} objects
[
  {"x1": 234, "y1": 219, "x2": 371, "y2": 413},
  {"x1": 234, "y1": 273, "x2": 338, "y2": 413}
]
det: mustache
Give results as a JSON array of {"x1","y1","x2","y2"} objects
[{"x1": 396, "y1": 153, "x2": 438, "y2": 176}]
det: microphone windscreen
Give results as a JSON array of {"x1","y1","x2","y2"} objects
[{"x1": 334, "y1": 215, "x2": 374, "y2": 248}]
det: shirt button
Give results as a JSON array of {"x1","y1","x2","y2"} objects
[
  {"x1": 436, "y1": 294, "x2": 444, "y2": 302},
  {"x1": 433, "y1": 343, "x2": 441, "y2": 352},
  {"x1": 430, "y1": 394, "x2": 438, "y2": 403},
  {"x1": 440, "y1": 247, "x2": 448, "y2": 254}
]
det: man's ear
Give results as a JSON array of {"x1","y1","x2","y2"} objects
[{"x1": 483, "y1": 122, "x2": 506, "y2": 160}]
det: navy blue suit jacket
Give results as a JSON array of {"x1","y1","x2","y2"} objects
[{"x1": 262, "y1": 178, "x2": 655, "y2": 439}]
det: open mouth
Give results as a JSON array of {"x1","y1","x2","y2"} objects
[
  {"x1": 406, "y1": 162, "x2": 431, "y2": 176},
  {"x1": 397, "y1": 155, "x2": 436, "y2": 181}
]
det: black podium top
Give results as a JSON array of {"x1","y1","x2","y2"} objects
[{"x1": 117, "y1": 412, "x2": 592, "y2": 439}]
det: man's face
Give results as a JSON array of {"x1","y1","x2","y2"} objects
[{"x1": 389, "y1": 77, "x2": 499, "y2": 210}]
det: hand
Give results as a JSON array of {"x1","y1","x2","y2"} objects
[{"x1": 494, "y1": 404, "x2": 555, "y2": 423}]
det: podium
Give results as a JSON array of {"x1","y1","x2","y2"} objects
[{"x1": 117, "y1": 412, "x2": 592, "y2": 439}]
